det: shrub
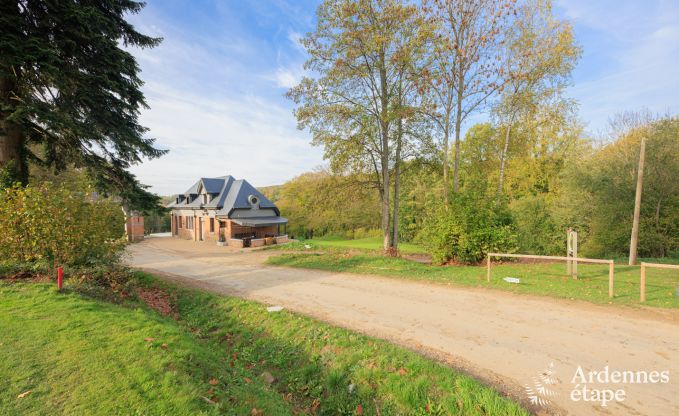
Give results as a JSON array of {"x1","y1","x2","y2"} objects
[
  {"x1": 510, "y1": 194, "x2": 563, "y2": 255},
  {"x1": 0, "y1": 182, "x2": 125, "y2": 267},
  {"x1": 68, "y1": 264, "x2": 137, "y2": 301},
  {"x1": 416, "y1": 196, "x2": 518, "y2": 264}
]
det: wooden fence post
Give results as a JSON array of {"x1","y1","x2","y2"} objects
[
  {"x1": 608, "y1": 262, "x2": 614, "y2": 298},
  {"x1": 573, "y1": 231, "x2": 578, "y2": 279},
  {"x1": 487, "y1": 256, "x2": 491, "y2": 282},
  {"x1": 640, "y1": 263, "x2": 646, "y2": 302}
]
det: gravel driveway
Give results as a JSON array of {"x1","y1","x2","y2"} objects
[{"x1": 127, "y1": 236, "x2": 679, "y2": 416}]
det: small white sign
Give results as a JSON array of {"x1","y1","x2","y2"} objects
[
  {"x1": 503, "y1": 277, "x2": 521, "y2": 284},
  {"x1": 266, "y1": 306, "x2": 284, "y2": 312}
]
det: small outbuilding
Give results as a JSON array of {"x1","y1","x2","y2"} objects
[{"x1": 167, "y1": 175, "x2": 288, "y2": 247}]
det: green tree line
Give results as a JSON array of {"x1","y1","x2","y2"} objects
[{"x1": 276, "y1": 0, "x2": 678, "y2": 263}]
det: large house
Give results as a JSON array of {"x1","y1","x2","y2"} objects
[{"x1": 167, "y1": 176, "x2": 288, "y2": 247}]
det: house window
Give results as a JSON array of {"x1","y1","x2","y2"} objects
[
  {"x1": 177, "y1": 216, "x2": 182, "y2": 229},
  {"x1": 210, "y1": 218, "x2": 214, "y2": 232},
  {"x1": 187, "y1": 216, "x2": 193, "y2": 230}
]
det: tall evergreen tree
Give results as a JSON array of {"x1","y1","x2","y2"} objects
[{"x1": 0, "y1": 0, "x2": 165, "y2": 210}]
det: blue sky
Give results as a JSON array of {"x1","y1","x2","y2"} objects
[{"x1": 127, "y1": 0, "x2": 679, "y2": 195}]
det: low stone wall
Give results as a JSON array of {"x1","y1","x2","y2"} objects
[
  {"x1": 229, "y1": 238, "x2": 244, "y2": 248},
  {"x1": 251, "y1": 238, "x2": 265, "y2": 248},
  {"x1": 274, "y1": 235, "x2": 289, "y2": 244}
]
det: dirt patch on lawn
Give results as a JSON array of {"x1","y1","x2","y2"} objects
[
  {"x1": 401, "y1": 253, "x2": 432, "y2": 264},
  {"x1": 137, "y1": 288, "x2": 179, "y2": 319}
]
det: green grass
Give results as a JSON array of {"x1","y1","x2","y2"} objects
[
  {"x1": 306, "y1": 236, "x2": 427, "y2": 254},
  {"x1": 0, "y1": 273, "x2": 528, "y2": 415},
  {"x1": 267, "y1": 252, "x2": 679, "y2": 309}
]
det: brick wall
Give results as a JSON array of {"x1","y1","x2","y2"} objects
[
  {"x1": 125, "y1": 216, "x2": 144, "y2": 242},
  {"x1": 171, "y1": 212, "x2": 281, "y2": 243}
]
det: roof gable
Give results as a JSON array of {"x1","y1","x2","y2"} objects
[
  {"x1": 200, "y1": 177, "x2": 226, "y2": 194},
  {"x1": 167, "y1": 175, "x2": 278, "y2": 217}
]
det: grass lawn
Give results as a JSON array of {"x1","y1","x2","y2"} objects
[
  {"x1": 0, "y1": 272, "x2": 528, "y2": 415},
  {"x1": 267, "y1": 252, "x2": 679, "y2": 309},
  {"x1": 304, "y1": 236, "x2": 427, "y2": 254}
]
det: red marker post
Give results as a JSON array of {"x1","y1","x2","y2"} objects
[{"x1": 57, "y1": 267, "x2": 63, "y2": 291}]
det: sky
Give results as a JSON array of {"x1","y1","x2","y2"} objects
[{"x1": 126, "y1": 0, "x2": 679, "y2": 195}]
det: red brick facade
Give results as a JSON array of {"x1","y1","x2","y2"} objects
[
  {"x1": 171, "y1": 213, "x2": 281, "y2": 244},
  {"x1": 125, "y1": 216, "x2": 144, "y2": 242}
]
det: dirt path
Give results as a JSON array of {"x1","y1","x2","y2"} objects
[{"x1": 126, "y1": 237, "x2": 679, "y2": 416}]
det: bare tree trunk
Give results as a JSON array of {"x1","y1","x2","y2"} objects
[
  {"x1": 392, "y1": 117, "x2": 403, "y2": 251},
  {"x1": 452, "y1": 90, "x2": 463, "y2": 194},
  {"x1": 378, "y1": 53, "x2": 391, "y2": 252},
  {"x1": 0, "y1": 75, "x2": 24, "y2": 184},
  {"x1": 442, "y1": 121, "x2": 450, "y2": 206},
  {"x1": 121, "y1": 204, "x2": 132, "y2": 242},
  {"x1": 629, "y1": 137, "x2": 646, "y2": 265},
  {"x1": 496, "y1": 115, "x2": 515, "y2": 202}
]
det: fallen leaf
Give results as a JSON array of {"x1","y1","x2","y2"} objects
[
  {"x1": 201, "y1": 396, "x2": 216, "y2": 404},
  {"x1": 161, "y1": 343, "x2": 168, "y2": 350},
  {"x1": 356, "y1": 403, "x2": 364, "y2": 415},
  {"x1": 209, "y1": 378, "x2": 218, "y2": 385},
  {"x1": 144, "y1": 338, "x2": 155, "y2": 342},
  {"x1": 261, "y1": 371, "x2": 275, "y2": 385},
  {"x1": 17, "y1": 390, "x2": 32, "y2": 399},
  {"x1": 243, "y1": 377, "x2": 252, "y2": 384},
  {"x1": 398, "y1": 367, "x2": 408, "y2": 376},
  {"x1": 250, "y1": 408, "x2": 263, "y2": 415},
  {"x1": 207, "y1": 388, "x2": 214, "y2": 395}
]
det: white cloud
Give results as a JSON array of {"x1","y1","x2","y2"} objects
[
  {"x1": 275, "y1": 67, "x2": 302, "y2": 89},
  {"x1": 130, "y1": 81, "x2": 323, "y2": 195},
  {"x1": 122, "y1": 5, "x2": 322, "y2": 195},
  {"x1": 556, "y1": 0, "x2": 679, "y2": 135},
  {"x1": 287, "y1": 30, "x2": 305, "y2": 52}
]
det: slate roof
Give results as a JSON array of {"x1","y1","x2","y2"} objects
[{"x1": 167, "y1": 175, "x2": 279, "y2": 217}]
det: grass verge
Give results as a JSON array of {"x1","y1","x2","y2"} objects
[
  {"x1": 267, "y1": 252, "x2": 679, "y2": 309},
  {"x1": 0, "y1": 271, "x2": 528, "y2": 415},
  {"x1": 301, "y1": 236, "x2": 427, "y2": 254}
]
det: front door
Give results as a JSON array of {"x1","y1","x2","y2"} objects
[{"x1": 198, "y1": 218, "x2": 203, "y2": 241}]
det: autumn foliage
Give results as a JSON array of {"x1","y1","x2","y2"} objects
[{"x1": 0, "y1": 182, "x2": 125, "y2": 266}]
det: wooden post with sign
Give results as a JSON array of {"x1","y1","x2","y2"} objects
[
  {"x1": 567, "y1": 228, "x2": 578, "y2": 279},
  {"x1": 609, "y1": 262, "x2": 614, "y2": 298}
]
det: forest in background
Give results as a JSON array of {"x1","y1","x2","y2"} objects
[
  {"x1": 263, "y1": 114, "x2": 679, "y2": 263},
  {"x1": 257, "y1": 0, "x2": 679, "y2": 264}
]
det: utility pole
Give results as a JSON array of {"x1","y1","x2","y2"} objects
[{"x1": 629, "y1": 137, "x2": 646, "y2": 265}]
